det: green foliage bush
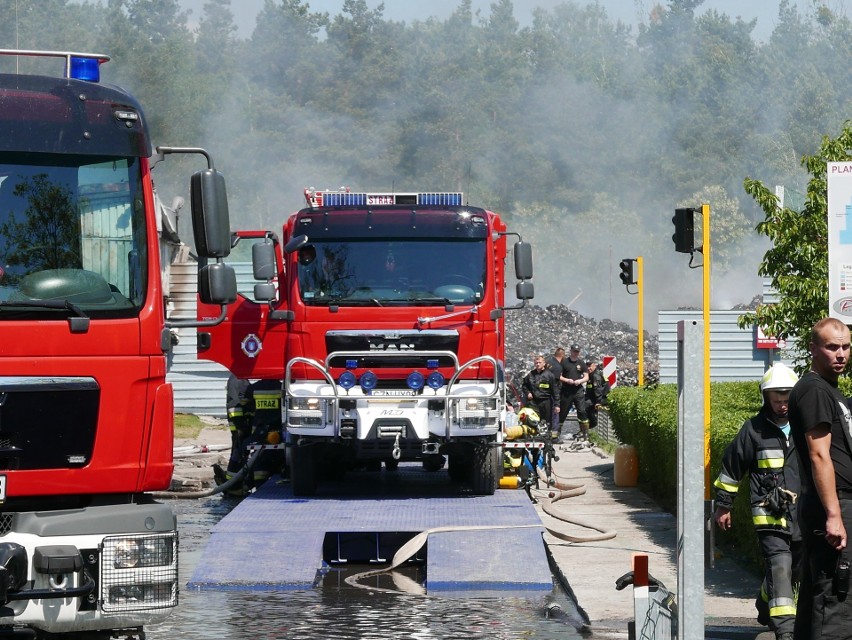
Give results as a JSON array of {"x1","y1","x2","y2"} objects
[{"x1": 609, "y1": 381, "x2": 768, "y2": 568}]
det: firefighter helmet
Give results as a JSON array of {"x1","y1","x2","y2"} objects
[{"x1": 760, "y1": 363, "x2": 798, "y2": 395}]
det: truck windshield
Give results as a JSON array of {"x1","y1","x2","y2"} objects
[
  {"x1": 297, "y1": 239, "x2": 486, "y2": 306},
  {"x1": 0, "y1": 152, "x2": 146, "y2": 318}
]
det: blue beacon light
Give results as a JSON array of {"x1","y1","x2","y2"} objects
[{"x1": 69, "y1": 57, "x2": 101, "y2": 82}]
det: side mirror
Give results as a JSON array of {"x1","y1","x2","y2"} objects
[
  {"x1": 252, "y1": 242, "x2": 277, "y2": 280},
  {"x1": 190, "y1": 169, "x2": 231, "y2": 258},
  {"x1": 516, "y1": 280, "x2": 534, "y2": 301},
  {"x1": 198, "y1": 262, "x2": 237, "y2": 305},
  {"x1": 254, "y1": 283, "x2": 276, "y2": 302},
  {"x1": 284, "y1": 234, "x2": 309, "y2": 254},
  {"x1": 514, "y1": 241, "x2": 533, "y2": 280}
]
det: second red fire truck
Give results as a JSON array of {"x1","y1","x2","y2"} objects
[{"x1": 200, "y1": 188, "x2": 533, "y2": 496}]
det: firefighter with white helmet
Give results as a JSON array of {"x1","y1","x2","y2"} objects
[{"x1": 713, "y1": 363, "x2": 802, "y2": 640}]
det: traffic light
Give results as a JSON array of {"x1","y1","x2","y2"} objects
[
  {"x1": 672, "y1": 207, "x2": 695, "y2": 253},
  {"x1": 619, "y1": 258, "x2": 636, "y2": 286}
]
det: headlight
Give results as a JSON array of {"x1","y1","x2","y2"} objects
[
  {"x1": 101, "y1": 533, "x2": 178, "y2": 613},
  {"x1": 291, "y1": 397, "x2": 323, "y2": 410},
  {"x1": 112, "y1": 536, "x2": 174, "y2": 569}
]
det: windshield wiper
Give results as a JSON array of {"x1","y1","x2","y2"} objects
[
  {"x1": 400, "y1": 295, "x2": 454, "y2": 307},
  {"x1": 336, "y1": 297, "x2": 383, "y2": 307},
  {"x1": 0, "y1": 299, "x2": 90, "y2": 333}
]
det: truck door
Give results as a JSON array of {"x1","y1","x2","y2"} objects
[{"x1": 197, "y1": 231, "x2": 288, "y2": 378}]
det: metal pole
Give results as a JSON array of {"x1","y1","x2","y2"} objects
[
  {"x1": 677, "y1": 319, "x2": 705, "y2": 640},
  {"x1": 637, "y1": 256, "x2": 644, "y2": 387},
  {"x1": 701, "y1": 203, "x2": 711, "y2": 499}
]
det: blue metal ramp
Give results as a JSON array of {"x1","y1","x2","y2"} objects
[{"x1": 188, "y1": 464, "x2": 552, "y2": 595}]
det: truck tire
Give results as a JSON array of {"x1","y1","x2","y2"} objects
[
  {"x1": 290, "y1": 443, "x2": 318, "y2": 496},
  {"x1": 470, "y1": 444, "x2": 501, "y2": 495},
  {"x1": 447, "y1": 454, "x2": 471, "y2": 482}
]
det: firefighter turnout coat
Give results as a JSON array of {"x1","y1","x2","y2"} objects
[{"x1": 713, "y1": 407, "x2": 801, "y2": 539}]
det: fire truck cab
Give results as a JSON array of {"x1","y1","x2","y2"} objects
[
  {"x1": 200, "y1": 188, "x2": 533, "y2": 497},
  {"x1": 0, "y1": 49, "x2": 236, "y2": 638}
]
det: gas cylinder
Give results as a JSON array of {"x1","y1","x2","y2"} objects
[{"x1": 613, "y1": 444, "x2": 638, "y2": 487}]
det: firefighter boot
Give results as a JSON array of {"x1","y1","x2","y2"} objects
[{"x1": 755, "y1": 593, "x2": 770, "y2": 627}]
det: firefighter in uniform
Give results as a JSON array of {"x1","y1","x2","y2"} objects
[
  {"x1": 713, "y1": 363, "x2": 801, "y2": 640},
  {"x1": 214, "y1": 374, "x2": 254, "y2": 496},
  {"x1": 247, "y1": 379, "x2": 286, "y2": 486},
  {"x1": 558, "y1": 344, "x2": 589, "y2": 441},
  {"x1": 522, "y1": 354, "x2": 558, "y2": 423},
  {"x1": 584, "y1": 357, "x2": 610, "y2": 431}
]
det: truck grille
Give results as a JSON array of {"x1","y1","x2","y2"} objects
[{"x1": 0, "y1": 377, "x2": 99, "y2": 470}]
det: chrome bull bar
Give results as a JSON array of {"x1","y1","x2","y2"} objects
[{"x1": 284, "y1": 351, "x2": 506, "y2": 438}]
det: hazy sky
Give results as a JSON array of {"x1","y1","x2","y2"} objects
[{"x1": 179, "y1": 0, "x2": 814, "y2": 41}]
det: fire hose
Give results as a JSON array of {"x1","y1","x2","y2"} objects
[
  {"x1": 151, "y1": 448, "x2": 263, "y2": 500},
  {"x1": 532, "y1": 464, "x2": 618, "y2": 544},
  {"x1": 344, "y1": 453, "x2": 617, "y2": 595}
]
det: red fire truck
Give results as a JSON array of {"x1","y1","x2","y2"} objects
[
  {"x1": 199, "y1": 188, "x2": 534, "y2": 497},
  {"x1": 0, "y1": 49, "x2": 235, "y2": 638}
]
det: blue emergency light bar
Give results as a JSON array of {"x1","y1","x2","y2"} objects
[
  {"x1": 306, "y1": 189, "x2": 463, "y2": 208},
  {"x1": 0, "y1": 49, "x2": 110, "y2": 82}
]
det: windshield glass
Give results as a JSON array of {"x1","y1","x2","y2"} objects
[
  {"x1": 297, "y1": 239, "x2": 486, "y2": 306},
  {"x1": 0, "y1": 153, "x2": 146, "y2": 318}
]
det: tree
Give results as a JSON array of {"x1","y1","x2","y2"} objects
[
  {"x1": 737, "y1": 121, "x2": 852, "y2": 368},
  {"x1": 0, "y1": 175, "x2": 81, "y2": 280}
]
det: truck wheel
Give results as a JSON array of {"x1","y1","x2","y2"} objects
[
  {"x1": 290, "y1": 444, "x2": 318, "y2": 496},
  {"x1": 447, "y1": 454, "x2": 471, "y2": 482},
  {"x1": 470, "y1": 444, "x2": 501, "y2": 495}
]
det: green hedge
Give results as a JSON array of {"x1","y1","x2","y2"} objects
[{"x1": 607, "y1": 379, "x2": 852, "y2": 568}]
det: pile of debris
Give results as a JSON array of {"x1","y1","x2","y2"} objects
[{"x1": 504, "y1": 304, "x2": 658, "y2": 393}]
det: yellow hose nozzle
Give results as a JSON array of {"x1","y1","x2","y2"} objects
[{"x1": 499, "y1": 475, "x2": 522, "y2": 489}]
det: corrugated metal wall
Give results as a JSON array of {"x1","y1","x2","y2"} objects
[
  {"x1": 166, "y1": 260, "x2": 231, "y2": 417},
  {"x1": 80, "y1": 192, "x2": 133, "y2": 294},
  {"x1": 657, "y1": 309, "x2": 795, "y2": 384}
]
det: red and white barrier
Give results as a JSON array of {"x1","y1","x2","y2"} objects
[{"x1": 603, "y1": 355, "x2": 617, "y2": 388}]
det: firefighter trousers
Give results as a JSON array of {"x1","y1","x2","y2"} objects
[{"x1": 756, "y1": 531, "x2": 799, "y2": 637}]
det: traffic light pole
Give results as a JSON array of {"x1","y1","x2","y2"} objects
[
  {"x1": 701, "y1": 203, "x2": 711, "y2": 500},
  {"x1": 617, "y1": 257, "x2": 643, "y2": 385},
  {"x1": 637, "y1": 256, "x2": 644, "y2": 387}
]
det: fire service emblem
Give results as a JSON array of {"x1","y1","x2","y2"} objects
[{"x1": 241, "y1": 334, "x2": 262, "y2": 358}]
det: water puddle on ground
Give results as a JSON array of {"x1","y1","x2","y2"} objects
[{"x1": 145, "y1": 496, "x2": 586, "y2": 640}]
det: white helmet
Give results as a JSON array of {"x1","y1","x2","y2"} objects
[{"x1": 760, "y1": 363, "x2": 798, "y2": 395}]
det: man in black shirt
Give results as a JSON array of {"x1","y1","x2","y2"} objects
[
  {"x1": 560, "y1": 344, "x2": 590, "y2": 440},
  {"x1": 789, "y1": 317, "x2": 852, "y2": 640}
]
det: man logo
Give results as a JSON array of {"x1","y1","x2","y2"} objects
[{"x1": 833, "y1": 297, "x2": 852, "y2": 316}]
